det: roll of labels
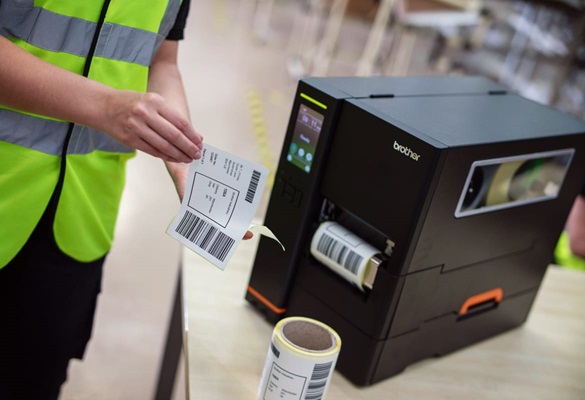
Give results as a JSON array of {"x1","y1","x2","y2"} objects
[
  {"x1": 259, "y1": 317, "x2": 342, "y2": 400},
  {"x1": 310, "y1": 221, "x2": 384, "y2": 291}
]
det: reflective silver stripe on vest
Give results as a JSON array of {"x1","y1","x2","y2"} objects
[
  {"x1": 68, "y1": 124, "x2": 133, "y2": 155},
  {"x1": 0, "y1": 0, "x2": 34, "y2": 37},
  {"x1": 94, "y1": 23, "x2": 158, "y2": 67},
  {"x1": 0, "y1": 5, "x2": 171, "y2": 67},
  {"x1": 94, "y1": 0, "x2": 183, "y2": 65},
  {"x1": 0, "y1": 4, "x2": 95, "y2": 57},
  {"x1": 0, "y1": 109, "x2": 68, "y2": 155},
  {"x1": 0, "y1": 109, "x2": 133, "y2": 155},
  {"x1": 154, "y1": 0, "x2": 183, "y2": 62},
  {"x1": 159, "y1": 0, "x2": 183, "y2": 38}
]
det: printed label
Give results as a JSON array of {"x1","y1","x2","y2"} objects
[
  {"x1": 259, "y1": 339, "x2": 336, "y2": 400},
  {"x1": 167, "y1": 144, "x2": 268, "y2": 269}
]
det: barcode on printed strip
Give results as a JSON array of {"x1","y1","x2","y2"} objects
[
  {"x1": 175, "y1": 211, "x2": 235, "y2": 261},
  {"x1": 304, "y1": 361, "x2": 333, "y2": 400},
  {"x1": 245, "y1": 170, "x2": 261, "y2": 203},
  {"x1": 317, "y1": 234, "x2": 363, "y2": 275}
]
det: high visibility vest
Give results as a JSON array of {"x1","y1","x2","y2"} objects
[
  {"x1": 0, "y1": 0, "x2": 183, "y2": 268},
  {"x1": 555, "y1": 231, "x2": 585, "y2": 271}
]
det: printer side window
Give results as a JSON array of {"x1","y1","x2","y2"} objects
[
  {"x1": 287, "y1": 104, "x2": 324, "y2": 173},
  {"x1": 457, "y1": 149, "x2": 574, "y2": 217}
]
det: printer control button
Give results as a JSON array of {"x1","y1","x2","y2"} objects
[
  {"x1": 283, "y1": 182, "x2": 295, "y2": 196},
  {"x1": 293, "y1": 189, "x2": 303, "y2": 207},
  {"x1": 284, "y1": 182, "x2": 303, "y2": 207},
  {"x1": 283, "y1": 182, "x2": 296, "y2": 203},
  {"x1": 275, "y1": 177, "x2": 286, "y2": 196},
  {"x1": 280, "y1": 181, "x2": 303, "y2": 207}
]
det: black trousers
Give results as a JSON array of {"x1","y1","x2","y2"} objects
[{"x1": 0, "y1": 210, "x2": 105, "y2": 400}]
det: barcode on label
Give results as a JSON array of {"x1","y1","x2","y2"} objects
[
  {"x1": 175, "y1": 211, "x2": 235, "y2": 261},
  {"x1": 304, "y1": 361, "x2": 333, "y2": 400},
  {"x1": 271, "y1": 342, "x2": 280, "y2": 358},
  {"x1": 317, "y1": 234, "x2": 363, "y2": 275},
  {"x1": 245, "y1": 170, "x2": 261, "y2": 203}
]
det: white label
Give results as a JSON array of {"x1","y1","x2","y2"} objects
[
  {"x1": 259, "y1": 339, "x2": 336, "y2": 400},
  {"x1": 167, "y1": 143, "x2": 268, "y2": 270},
  {"x1": 264, "y1": 362, "x2": 307, "y2": 399}
]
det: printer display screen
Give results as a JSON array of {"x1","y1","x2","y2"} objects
[{"x1": 287, "y1": 104, "x2": 324, "y2": 173}]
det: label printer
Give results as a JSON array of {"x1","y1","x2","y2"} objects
[{"x1": 245, "y1": 76, "x2": 585, "y2": 386}]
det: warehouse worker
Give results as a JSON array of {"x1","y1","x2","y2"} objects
[
  {"x1": 0, "y1": 1, "x2": 204, "y2": 398},
  {"x1": 556, "y1": 184, "x2": 585, "y2": 270},
  {"x1": 565, "y1": 190, "x2": 585, "y2": 259}
]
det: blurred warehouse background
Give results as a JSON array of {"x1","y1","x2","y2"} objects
[
  {"x1": 58, "y1": 1, "x2": 584, "y2": 399},
  {"x1": 248, "y1": 0, "x2": 585, "y2": 119}
]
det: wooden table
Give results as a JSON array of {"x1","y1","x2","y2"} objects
[{"x1": 164, "y1": 236, "x2": 585, "y2": 399}]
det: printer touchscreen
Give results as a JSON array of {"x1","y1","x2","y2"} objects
[{"x1": 286, "y1": 104, "x2": 324, "y2": 173}]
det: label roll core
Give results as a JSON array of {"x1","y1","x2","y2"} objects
[
  {"x1": 258, "y1": 316, "x2": 342, "y2": 400},
  {"x1": 310, "y1": 221, "x2": 381, "y2": 291}
]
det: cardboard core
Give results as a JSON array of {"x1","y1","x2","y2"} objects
[{"x1": 282, "y1": 320, "x2": 334, "y2": 352}]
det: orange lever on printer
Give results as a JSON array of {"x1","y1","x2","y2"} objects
[
  {"x1": 459, "y1": 288, "x2": 504, "y2": 315},
  {"x1": 247, "y1": 285, "x2": 287, "y2": 315}
]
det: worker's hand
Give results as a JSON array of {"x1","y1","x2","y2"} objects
[{"x1": 102, "y1": 90, "x2": 203, "y2": 163}]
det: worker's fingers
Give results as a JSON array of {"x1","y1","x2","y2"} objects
[
  {"x1": 145, "y1": 111, "x2": 201, "y2": 161},
  {"x1": 156, "y1": 99, "x2": 204, "y2": 145},
  {"x1": 110, "y1": 109, "x2": 187, "y2": 163},
  {"x1": 135, "y1": 137, "x2": 186, "y2": 163},
  {"x1": 243, "y1": 230, "x2": 254, "y2": 240},
  {"x1": 139, "y1": 123, "x2": 194, "y2": 163},
  {"x1": 136, "y1": 93, "x2": 203, "y2": 161},
  {"x1": 140, "y1": 92, "x2": 203, "y2": 155}
]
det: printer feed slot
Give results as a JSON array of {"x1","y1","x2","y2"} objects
[
  {"x1": 458, "y1": 288, "x2": 503, "y2": 319},
  {"x1": 455, "y1": 149, "x2": 574, "y2": 217}
]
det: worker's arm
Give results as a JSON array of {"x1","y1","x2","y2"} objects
[
  {"x1": 0, "y1": 35, "x2": 202, "y2": 163},
  {"x1": 149, "y1": 40, "x2": 253, "y2": 240},
  {"x1": 566, "y1": 195, "x2": 585, "y2": 259},
  {"x1": 148, "y1": 40, "x2": 193, "y2": 201}
]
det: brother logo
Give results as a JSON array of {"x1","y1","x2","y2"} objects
[{"x1": 393, "y1": 141, "x2": 421, "y2": 161}]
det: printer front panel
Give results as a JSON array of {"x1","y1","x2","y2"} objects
[
  {"x1": 320, "y1": 100, "x2": 442, "y2": 272},
  {"x1": 288, "y1": 100, "x2": 443, "y2": 339},
  {"x1": 246, "y1": 82, "x2": 348, "y2": 320}
]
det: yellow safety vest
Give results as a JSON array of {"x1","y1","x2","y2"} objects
[
  {"x1": 0, "y1": 0, "x2": 183, "y2": 268},
  {"x1": 555, "y1": 231, "x2": 585, "y2": 271}
]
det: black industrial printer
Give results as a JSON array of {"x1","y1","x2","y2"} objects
[{"x1": 245, "y1": 76, "x2": 585, "y2": 386}]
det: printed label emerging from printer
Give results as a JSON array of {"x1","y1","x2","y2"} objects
[
  {"x1": 455, "y1": 149, "x2": 574, "y2": 217},
  {"x1": 287, "y1": 104, "x2": 324, "y2": 173}
]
